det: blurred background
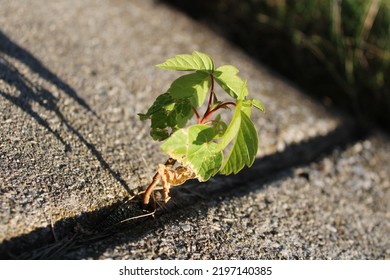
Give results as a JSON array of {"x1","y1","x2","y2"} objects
[{"x1": 163, "y1": 0, "x2": 390, "y2": 130}]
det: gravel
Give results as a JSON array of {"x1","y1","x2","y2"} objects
[{"x1": 64, "y1": 132, "x2": 390, "y2": 259}]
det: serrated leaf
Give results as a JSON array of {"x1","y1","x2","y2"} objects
[
  {"x1": 161, "y1": 124, "x2": 223, "y2": 181},
  {"x1": 168, "y1": 72, "x2": 211, "y2": 107},
  {"x1": 157, "y1": 51, "x2": 214, "y2": 73},
  {"x1": 138, "y1": 93, "x2": 193, "y2": 141},
  {"x1": 214, "y1": 65, "x2": 248, "y2": 100},
  {"x1": 220, "y1": 110, "x2": 258, "y2": 175}
]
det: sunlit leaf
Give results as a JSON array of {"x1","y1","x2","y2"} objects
[
  {"x1": 160, "y1": 124, "x2": 223, "y2": 181},
  {"x1": 168, "y1": 72, "x2": 211, "y2": 107},
  {"x1": 252, "y1": 98, "x2": 265, "y2": 112},
  {"x1": 220, "y1": 109, "x2": 259, "y2": 175},
  {"x1": 214, "y1": 65, "x2": 248, "y2": 100},
  {"x1": 157, "y1": 51, "x2": 214, "y2": 73},
  {"x1": 216, "y1": 100, "x2": 242, "y2": 151}
]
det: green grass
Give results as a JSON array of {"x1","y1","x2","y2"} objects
[
  {"x1": 164, "y1": 0, "x2": 390, "y2": 129},
  {"x1": 258, "y1": 0, "x2": 390, "y2": 125}
]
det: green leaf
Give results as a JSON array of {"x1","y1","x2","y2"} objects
[
  {"x1": 216, "y1": 100, "x2": 243, "y2": 151},
  {"x1": 150, "y1": 129, "x2": 169, "y2": 141},
  {"x1": 138, "y1": 93, "x2": 193, "y2": 141},
  {"x1": 160, "y1": 124, "x2": 223, "y2": 181},
  {"x1": 168, "y1": 72, "x2": 211, "y2": 107},
  {"x1": 214, "y1": 65, "x2": 248, "y2": 100},
  {"x1": 157, "y1": 51, "x2": 214, "y2": 73},
  {"x1": 241, "y1": 99, "x2": 265, "y2": 117},
  {"x1": 220, "y1": 110, "x2": 258, "y2": 175},
  {"x1": 242, "y1": 99, "x2": 255, "y2": 116},
  {"x1": 142, "y1": 51, "x2": 264, "y2": 183},
  {"x1": 211, "y1": 114, "x2": 227, "y2": 138},
  {"x1": 252, "y1": 98, "x2": 265, "y2": 112}
]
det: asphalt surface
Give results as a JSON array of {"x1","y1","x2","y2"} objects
[{"x1": 0, "y1": 0, "x2": 389, "y2": 259}]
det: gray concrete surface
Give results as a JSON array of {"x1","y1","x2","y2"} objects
[
  {"x1": 0, "y1": 0, "x2": 389, "y2": 259},
  {"x1": 65, "y1": 133, "x2": 390, "y2": 259}
]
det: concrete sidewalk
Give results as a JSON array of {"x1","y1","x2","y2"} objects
[{"x1": 0, "y1": 0, "x2": 389, "y2": 259}]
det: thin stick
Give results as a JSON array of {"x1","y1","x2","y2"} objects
[
  {"x1": 111, "y1": 208, "x2": 157, "y2": 227},
  {"x1": 49, "y1": 206, "x2": 58, "y2": 242}
]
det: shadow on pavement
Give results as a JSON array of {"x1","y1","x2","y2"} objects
[
  {"x1": 0, "y1": 30, "x2": 95, "y2": 116},
  {"x1": 0, "y1": 118, "x2": 368, "y2": 259},
  {"x1": 0, "y1": 31, "x2": 132, "y2": 197}
]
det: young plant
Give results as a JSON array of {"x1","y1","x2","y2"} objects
[{"x1": 139, "y1": 51, "x2": 264, "y2": 205}]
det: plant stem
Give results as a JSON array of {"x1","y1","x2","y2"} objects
[
  {"x1": 201, "y1": 101, "x2": 236, "y2": 124},
  {"x1": 206, "y1": 74, "x2": 215, "y2": 113},
  {"x1": 192, "y1": 106, "x2": 201, "y2": 124},
  {"x1": 198, "y1": 73, "x2": 236, "y2": 124}
]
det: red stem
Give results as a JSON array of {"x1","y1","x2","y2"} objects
[
  {"x1": 201, "y1": 102, "x2": 236, "y2": 124},
  {"x1": 192, "y1": 106, "x2": 201, "y2": 124},
  {"x1": 196, "y1": 73, "x2": 236, "y2": 124}
]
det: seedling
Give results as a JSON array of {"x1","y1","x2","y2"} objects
[{"x1": 139, "y1": 51, "x2": 264, "y2": 205}]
